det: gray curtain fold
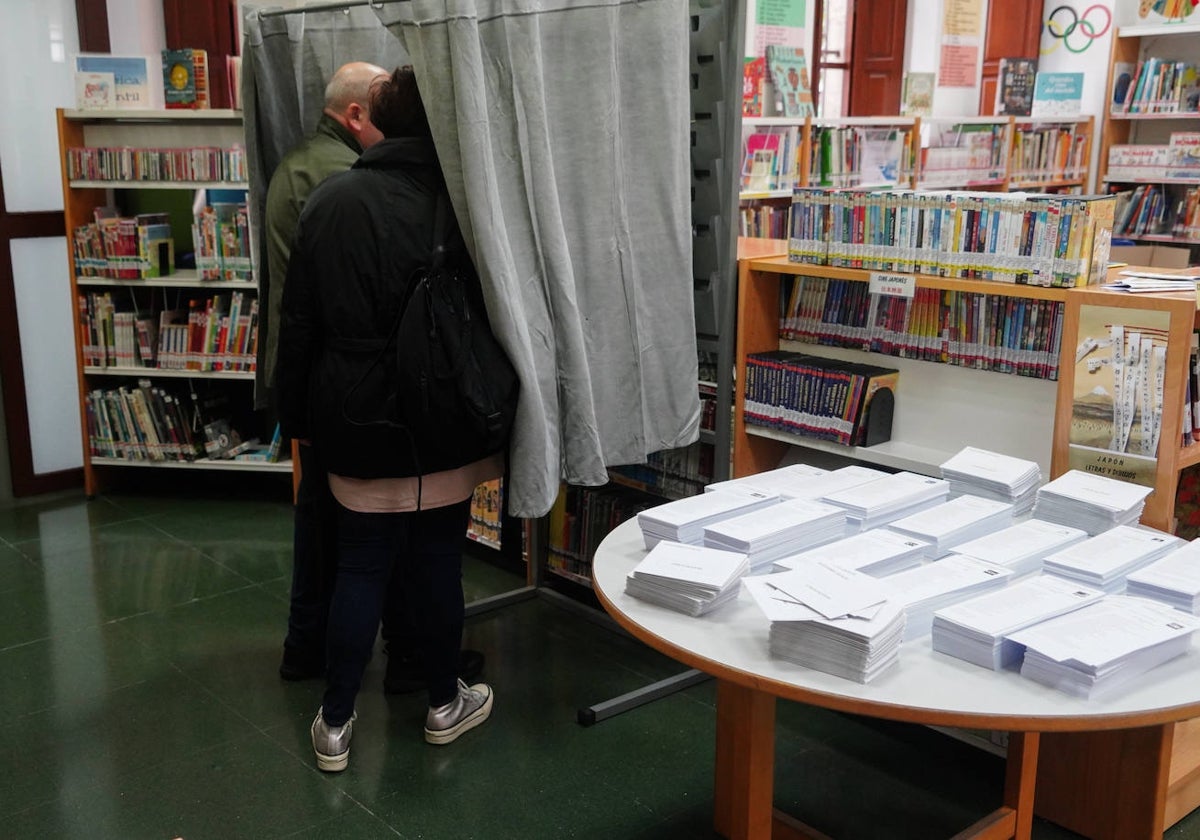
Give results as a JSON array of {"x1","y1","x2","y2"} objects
[
  {"x1": 241, "y1": 5, "x2": 410, "y2": 406},
  {"x1": 376, "y1": 0, "x2": 699, "y2": 517}
]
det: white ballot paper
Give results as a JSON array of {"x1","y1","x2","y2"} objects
[
  {"x1": 705, "y1": 463, "x2": 829, "y2": 497},
  {"x1": 774, "y1": 529, "x2": 929, "y2": 577},
  {"x1": 1126, "y1": 539, "x2": 1200, "y2": 614},
  {"x1": 750, "y1": 563, "x2": 889, "y2": 620},
  {"x1": 931, "y1": 575, "x2": 1104, "y2": 670},
  {"x1": 950, "y1": 519, "x2": 1088, "y2": 576},
  {"x1": 1008, "y1": 595, "x2": 1200, "y2": 698}
]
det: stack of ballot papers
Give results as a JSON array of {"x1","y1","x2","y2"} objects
[
  {"x1": 882, "y1": 555, "x2": 1014, "y2": 640},
  {"x1": 1042, "y1": 525, "x2": 1183, "y2": 593},
  {"x1": 637, "y1": 489, "x2": 778, "y2": 549},
  {"x1": 743, "y1": 564, "x2": 905, "y2": 683},
  {"x1": 773, "y1": 529, "x2": 930, "y2": 577},
  {"x1": 949, "y1": 519, "x2": 1089, "y2": 577},
  {"x1": 1103, "y1": 270, "x2": 1200, "y2": 294},
  {"x1": 931, "y1": 575, "x2": 1105, "y2": 670},
  {"x1": 702, "y1": 498, "x2": 847, "y2": 573},
  {"x1": 704, "y1": 463, "x2": 827, "y2": 497},
  {"x1": 821, "y1": 471, "x2": 950, "y2": 533},
  {"x1": 939, "y1": 446, "x2": 1042, "y2": 515},
  {"x1": 885, "y1": 495, "x2": 1014, "y2": 559},
  {"x1": 708, "y1": 464, "x2": 888, "y2": 501},
  {"x1": 625, "y1": 541, "x2": 749, "y2": 616},
  {"x1": 1008, "y1": 595, "x2": 1200, "y2": 699},
  {"x1": 1032, "y1": 470, "x2": 1153, "y2": 534},
  {"x1": 1126, "y1": 540, "x2": 1200, "y2": 614}
]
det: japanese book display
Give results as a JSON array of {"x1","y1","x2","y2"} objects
[
  {"x1": 58, "y1": 108, "x2": 288, "y2": 496},
  {"x1": 1102, "y1": 20, "x2": 1200, "y2": 247},
  {"x1": 739, "y1": 115, "x2": 1094, "y2": 240}
]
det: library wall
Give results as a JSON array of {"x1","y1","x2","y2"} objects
[
  {"x1": 903, "y1": 0, "x2": 989, "y2": 116},
  {"x1": 107, "y1": 0, "x2": 165, "y2": 66}
]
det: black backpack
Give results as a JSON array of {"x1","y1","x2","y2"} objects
[{"x1": 344, "y1": 191, "x2": 519, "y2": 480}]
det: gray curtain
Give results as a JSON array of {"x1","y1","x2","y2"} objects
[
  {"x1": 376, "y1": 0, "x2": 699, "y2": 517},
  {"x1": 241, "y1": 5, "x2": 410, "y2": 406}
]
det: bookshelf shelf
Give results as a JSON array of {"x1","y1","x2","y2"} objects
[
  {"x1": 1179, "y1": 443, "x2": 1200, "y2": 472},
  {"x1": 1117, "y1": 21, "x2": 1200, "y2": 38},
  {"x1": 1008, "y1": 178, "x2": 1085, "y2": 190},
  {"x1": 90, "y1": 456, "x2": 292, "y2": 473},
  {"x1": 1107, "y1": 112, "x2": 1200, "y2": 121},
  {"x1": 746, "y1": 255, "x2": 1073, "y2": 302},
  {"x1": 84, "y1": 366, "x2": 255, "y2": 380},
  {"x1": 545, "y1": 564, "x2": 594, "y2": 589},
  {"x1": 1116, "y1": 233, "x2": 1200, "y2": 245},
  {"x1": 63, "y1": 108, "x2": 243, "y2": 122},
  {"x1": 69, "y1": 180, "x2": 247, "y2": 190},
  {"x1": 1103, "y1": 176, "x2": 1200, "y2": 186},
  {"x1": 744, "y1": 425, "x2": 955, "y2": 475},
  {"x1": 77, "y1": 272, "x2": 257, "y2": 290}
]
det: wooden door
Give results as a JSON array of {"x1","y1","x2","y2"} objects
[
  {"x1": 162, "y1": 0, "x2": 239, "y2": 110},
  {"x1": 847, "y1": 0, "x2": 908, "y2": 116},
  {"x1": 979, "y1": 0, "x2": 1042, "y2": 115}
]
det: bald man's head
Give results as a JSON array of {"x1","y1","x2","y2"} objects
[{"x1": 323, "y1": 61, "x2": 389, "y2": 148}]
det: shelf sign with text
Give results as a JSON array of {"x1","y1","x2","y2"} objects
[
  {"x1": 869, "y1": 272, "x2": 916, "y2": 299},
  {"x1": 1067, "y1": 304, "x2": 1171, "y2": 484},
  {"x1": 1067, "y1": 445, "x2": 1158, "y2": 489}
]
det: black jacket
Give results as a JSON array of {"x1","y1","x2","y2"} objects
[{"x1": 275, "y1": 137, "x2": 467, "y2": 478}]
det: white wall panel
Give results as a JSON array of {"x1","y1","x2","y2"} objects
[{"x1": 11, "y1": 237, "x2": 83, "y2": 475}]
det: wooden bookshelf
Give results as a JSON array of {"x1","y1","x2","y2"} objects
[{"x1": 57, "y1": 107, "x2": 276, "y2": 495}]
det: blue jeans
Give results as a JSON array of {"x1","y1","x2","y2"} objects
[{"x1": 322, "y1": 499, "x2": 470, "y2": 725}]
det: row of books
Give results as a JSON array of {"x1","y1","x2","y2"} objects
[
  {"x1": 919, "y1": 124, "x2": 1005, "y2": 187},
  {"x1": 786, "y1": 188, "x2": 1116, "y2": 289},
  {"x1": 810, "y1": 126, "x2": 914, "y2": 188},
  {"x1": 779, "y1": 278, "x2": 1065, "y2": 380},
  {"x1": 744, "y1": 351, "x2": 898, "y2": 446},
  {"x1": 547, "y1": 484, "x2": 659, "y2": 582},
  {"x1": 610, "y1": 442, "x2": 714, "y2": 497},
  {"x1": 1113, "y1": 58, "x2": 1200, "y2": 115},
  {"x1": 85, "y1": 381, "x2": 281, "y2": 463},
  {"x1": 78, "y1": 291, "x2": 259, "y2": 372},
  {"x1": 193, "y1": 201, "x2": 253, "y2": 281},
  {"x1": 738, "y1": 202, "x2": 788, "y2": 239},
  {"x1": 1108, "y1": 134, "x2": 1200, "y2": 182},
  {"x1": 1185, "y1": 335, "x2": 1200, "y2": 448},
  {"x1": 1008, "y1": 126, "x2": 1087, "y2": 184},
  {"x1": 67, "y1": 145, "x2": 247, "y2": 183},
  {"x1": 73, "y1": 208, "x2": 172, "y2": 279},
  {"x1": 743, "y1": 128, "x2": 801, "y2": 192}
]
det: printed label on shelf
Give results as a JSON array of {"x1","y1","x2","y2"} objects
[{"x1": 869, "y1": 272, "x2": 916, "y2": 299}]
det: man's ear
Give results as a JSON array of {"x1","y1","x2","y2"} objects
[{"x1": 345, "y1": 102, "x2": 368, "y2": 131}]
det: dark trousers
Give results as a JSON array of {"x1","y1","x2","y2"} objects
[
  {"x1": 283, "y1": 444, "x2": 340, "y2": 664},
  {"x1": 285, "y1": 445, "x2": 412, "y2": 666},
  {"x1": 322, "y1": 499, "x2": 470, "y2": 725}
]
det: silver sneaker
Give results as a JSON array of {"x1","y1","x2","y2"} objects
[
  {"x1": 311, "y1": 707, "x2": 356, "y2": 772},
  {"x1": 424, "y1": 679, "x2": 493, "y2": 745}
]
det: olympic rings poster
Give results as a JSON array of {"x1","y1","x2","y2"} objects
[{"x1": 1041, "y1": 4, "x2": 1112, "y2": 56}]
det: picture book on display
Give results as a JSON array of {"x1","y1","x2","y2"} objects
[
  {"x1": 901, "y1": 73, "x2": 935, "y2": 117},
  {"x1": 1031, "y1": 72, "x2": 1084, "y2": 118},
  {"x1": 74, "y1": 54, "x2": 153, "y2": 110},
  {"x1": 743, "y1": 57, "x2": 767, "y2": 117},
  {"x1": 162, "y1": 48, "x2": 209, "y2": 109},
  {"x1": 765, "y1": 45, "x2": 815, "y2": 118},
  {"x1": 996, "y1": 57, "x2": 1038, "y2": 117}
]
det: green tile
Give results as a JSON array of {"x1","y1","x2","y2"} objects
[
  {"x1": 0, "y1": 668, "x2": 259, "y2": 819},
  {"x1": 0, "y1": 537, "x2": 256, "y2": 649},
  {"x1": 0, "y1": 541, "x2": 43, "y2": 595},
  {"x1": 0, "y1": 496, "x2": 137, "y2": 549},
  {"x1": 112, "y1": 587, "x2": 320, "y2": 729},
  {"x1": 143, "y1": 498, "x2": 294, "y2": 544},
  {"x1": 281, "y1": 808, "x2": 409, "y2": 840}
]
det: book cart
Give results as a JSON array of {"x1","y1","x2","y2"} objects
[{"x1": 57, "y1": 108, "x2": 289, "y2": 496}]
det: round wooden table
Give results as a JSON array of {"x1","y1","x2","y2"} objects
[{"x1": 592, "y1": 518, "x2": 1200, "y2": 840}]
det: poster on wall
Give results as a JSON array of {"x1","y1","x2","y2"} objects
[
  {"x1": 752, "y1": 0, "x2": 806, "y2": 58},
  {"x1": 1066, "y1": 305, "x2": 1171, "y2": 487},
  {"x1": 938, "y1": 0, "x2": 983, "y2": 88}
]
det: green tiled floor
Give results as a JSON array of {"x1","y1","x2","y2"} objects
[{"x1": 3, "y1": 489, "x2": 1200, "y2": 839}]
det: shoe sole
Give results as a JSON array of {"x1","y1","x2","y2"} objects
[
  {"x1": 314, "y1": 748, "x2": 349, "y2": 772},
  {"x1": 423, "y1": 689, "x2": 494, "y2": 745}
]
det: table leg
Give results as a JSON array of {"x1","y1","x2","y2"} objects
[
  {"x1": 714, "y1": 679, "x2": 776, "y2": 840},
  {"x1": 1004, "y1": 732, "x2": 1039, "y2": 840}
]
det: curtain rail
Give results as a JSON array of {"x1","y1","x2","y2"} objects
[{"x1": 256, "y1": 0, "x2": 408, "y2": 19}]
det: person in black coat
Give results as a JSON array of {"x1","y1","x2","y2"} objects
[{"x1": 277, "y1": 67, "x2": 500, "y2": 773}]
